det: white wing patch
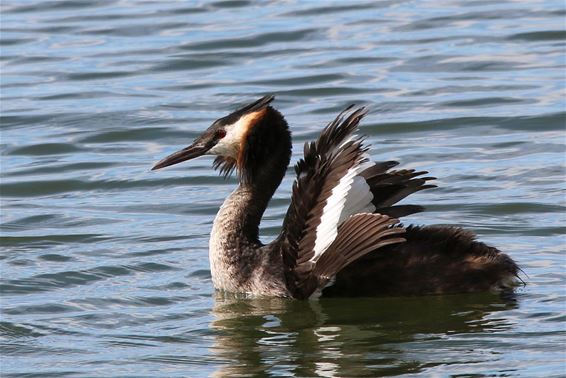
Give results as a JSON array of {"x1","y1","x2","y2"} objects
[{"x1": 310, "y1": 156, "x2": 376, "y2": 263}]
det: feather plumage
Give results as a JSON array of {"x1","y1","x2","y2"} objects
[{"x1": 278, "y1": 107, "x2": 411, "y2": 298}]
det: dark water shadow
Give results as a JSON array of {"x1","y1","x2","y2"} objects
[{"x1": 209, "y1": 292, "x2": 518, "y2": 377}]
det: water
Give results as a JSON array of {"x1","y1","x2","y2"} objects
[{"x1": 1, "y1": 0, "x2": 564, "y2": 376}]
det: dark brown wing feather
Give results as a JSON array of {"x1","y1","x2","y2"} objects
[
  {"x1": 323, "y1": 225, "x2": 520, "y2": 297},
  {"x1": 292, "y1": 214, "x2": 406, "y2": 299},
  {"x1": 314, "y1": 215, "x2": 405, "y2": 279},
  {"x1": 279, "y1": 107, "x2": 386, "y2": 298},
  {"x1": 276, "y1": 106, "x2": 420, "y2": 299},
  {"x1": 280, "y1": 108, "x2": 367, "y2": 249},
  {"x1": 360, "y1": 165, "x2": 437, "y2": 217}
]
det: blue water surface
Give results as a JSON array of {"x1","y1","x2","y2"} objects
[{"x1": 1, "y1": 1, "x2": 565, "y2": 377}]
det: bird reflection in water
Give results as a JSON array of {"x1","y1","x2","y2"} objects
[{"x1": 209, "y1": 292, "x2": 518, "y2": 377}]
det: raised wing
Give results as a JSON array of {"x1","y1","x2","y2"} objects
[{"x1": 277, "y1": 106, "x2": 434, "y2": 299}]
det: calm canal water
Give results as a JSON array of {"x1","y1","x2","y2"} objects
[{"x1": 1, "y1": 1, "x2": 565, "y2": 377}]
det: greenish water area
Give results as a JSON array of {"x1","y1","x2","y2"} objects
[{"x1": 1, "y1": 1, "x2": 565, "y2": 376}]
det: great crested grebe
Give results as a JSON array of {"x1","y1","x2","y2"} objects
[{"x1": 152, "y1": 95, "x2": 520, "y2": 299}]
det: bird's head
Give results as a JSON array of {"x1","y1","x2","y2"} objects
[{"x1": 152, "y1": 95, "x2": 291, "y2": 183}]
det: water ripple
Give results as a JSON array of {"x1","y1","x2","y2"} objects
[{"x1": 1, "y1": 0, "x2": 564, "y2": 376}]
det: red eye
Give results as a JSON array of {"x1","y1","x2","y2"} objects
[{"x1": 216, "y1": 129, "x2": 226, "y2": 139}]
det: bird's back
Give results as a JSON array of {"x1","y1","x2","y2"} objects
[{"x1": 323, "y1": 225, "x2": 520, "y2": 297}]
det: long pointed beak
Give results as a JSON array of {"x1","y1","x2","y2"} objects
[{"x1": 151, "y1": 142, "x2": 209, "y2": 170}]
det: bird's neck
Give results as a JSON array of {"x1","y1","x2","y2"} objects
[
  {"x1": 209, "y1": 153, "x2": 289, "y2": 292},
  {"x1": 213, "y1": 182, "x2": 277, "y2": 243}
]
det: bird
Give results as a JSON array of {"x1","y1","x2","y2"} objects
[{"x1": 152, "y1": 95, "x2": 520, "y2": 299}]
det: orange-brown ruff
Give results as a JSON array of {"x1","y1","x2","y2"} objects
[
  {"x1": 152, "y1": 95, "x2": 521, "y2": 299},
  {"x1": 236, "y1": 108, "x2": 267, "y2": 171}
]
